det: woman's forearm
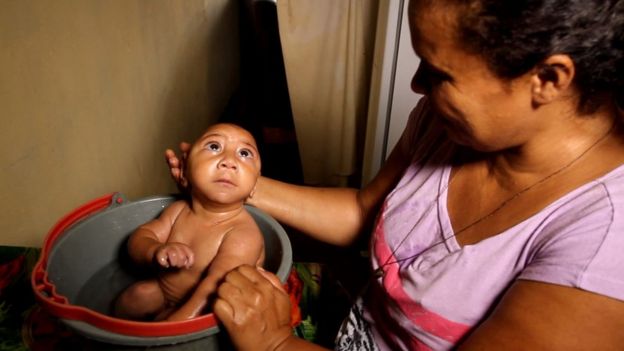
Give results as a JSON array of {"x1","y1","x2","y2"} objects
[
  {"x1": 249, "y1": 177, "x2": 367, "y2": 246},
  {"x1": 274, "y1": 335, "x2": 331, "y2": 351},
  {"x1": 166, "y1": 118, "x2": 410, "y2": 248},
  {"x1": 249, "y1": 139, "x2": 409, "y2": 246}
]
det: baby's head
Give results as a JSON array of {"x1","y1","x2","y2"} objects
[{"x1": 185, "y1": 123, "x2": 261, "y2": 206}]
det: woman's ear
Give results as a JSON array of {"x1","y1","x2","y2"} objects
[{"x1": 530, "y1": 54, "x2": 575, "y2": 106}]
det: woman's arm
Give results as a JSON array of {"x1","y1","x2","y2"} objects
[
  {"x1": 248, "y1": 142, "x2": 410, "y2": 246},
  {"x1": 167, "y1": 129, "x2": 414, "y2": 247},
  {"x1": 167, "y1": 138, "x2": 409, "y2": 247},
  {"x1": 458, "y1": 280, "x2": 624, "y2": 350}
]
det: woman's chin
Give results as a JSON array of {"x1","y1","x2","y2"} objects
[{"x1": 442, "y1": 124, "x2": 469, "y2": 146}]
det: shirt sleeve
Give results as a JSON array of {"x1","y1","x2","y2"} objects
[
  {"x1": 397, "y1": 97, "x2": 451, "y2": 163},
  {"x1": 398, "y1": 97, "x2": 429, "y2": 156},
  {"x1": 519, "y1": 181, "x2": 624, "y2": 301}
]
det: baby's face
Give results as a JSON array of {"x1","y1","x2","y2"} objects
[{"x1": 186, "y1": 123, "x2": 261, "y2": 206}]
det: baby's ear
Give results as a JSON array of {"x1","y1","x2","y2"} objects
[{"x1": 180, "y1": 176, "x2": 189, "y2": 189}]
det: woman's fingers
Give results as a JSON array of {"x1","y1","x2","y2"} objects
[
  {"x1": 234, "y1": 264, "x2": 270, "y2": 285},
  {"x1": 213, "y1": 265, "x2": 293, "y2": 351},
  {"x1": 165, "y1": 143, "x2": 190, "y2": 188},
  {"x1": 213, "y1": 298, "x2": 234, "y2": 324},
  {"x1": 179, "y1": 141, "x2": 191, "y2": 154},
  {"x1": 258, "y1": 267, "x2": 286, "y2": 290}
]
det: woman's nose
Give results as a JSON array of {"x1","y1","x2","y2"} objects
[{"x1": 411, "y1": 64, "x2": 429, "y2": 95}]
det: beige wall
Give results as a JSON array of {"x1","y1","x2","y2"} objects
[{"x1": 0, "y1": 0, "x2": 239, "y2": 247}]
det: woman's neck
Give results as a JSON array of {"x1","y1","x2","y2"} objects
[{"x1": 485, "y1": 104, "x2": 621, "y2": 190}]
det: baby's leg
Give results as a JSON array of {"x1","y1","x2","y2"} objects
[{"x1": 114, "y1": 279, "x2": 166, "y2": 321}]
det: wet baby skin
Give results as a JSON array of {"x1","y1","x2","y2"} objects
[{"x1": 114, "y1": 123, "x2": 265, "y2": 321}]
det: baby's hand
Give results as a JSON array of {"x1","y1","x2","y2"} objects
[{"x1": 154, "y1": 243, "x2": 194, "y2": 269}]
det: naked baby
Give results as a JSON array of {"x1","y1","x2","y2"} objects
[{"x1": 114, "y1": 123, "x2": 265, "y2": 321}]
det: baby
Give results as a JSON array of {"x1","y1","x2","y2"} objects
[{"x1": 114, "y1": 123, "x2": 265, "y2": 321}]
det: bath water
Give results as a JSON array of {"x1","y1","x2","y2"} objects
[{"x1": 74, "y1": 261, "x2": 138, "y2": 315}]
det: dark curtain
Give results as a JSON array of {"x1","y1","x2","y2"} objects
[{"x1": 220, "y1": 0, "x2": 304, "y2": 185}]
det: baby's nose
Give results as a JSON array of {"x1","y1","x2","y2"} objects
[{"x1": 218, "y1": 155, "x2": 237, "y2": 169}]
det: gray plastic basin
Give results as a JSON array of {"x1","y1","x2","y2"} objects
[{"x1": 36, "y1": 193, "x2": 292, "y2": 347}]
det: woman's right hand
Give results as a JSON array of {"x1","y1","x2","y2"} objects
[
  {"x1": 165, "y1": 141, "x2": 191, "y2": 190},
  {"x1": 213, "y1": 265, "x2": 297, "y2": 351}
]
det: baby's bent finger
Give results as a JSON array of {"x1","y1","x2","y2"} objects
[
  {"x1": 184, "y1": 255, "x2": 194, "y2": 268},
  {"x1": 167, "y1": 252, "x2": 179, "y2": 266},
  {"x1": 155, "y1": 252, "x2": 170, "y2": 268}
]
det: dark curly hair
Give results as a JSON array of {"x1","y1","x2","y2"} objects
[{"x1": 444, "y1": 0, "x2": 624, "y2": 113}]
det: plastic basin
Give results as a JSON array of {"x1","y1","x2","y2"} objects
[{"x1": 31, "y1": 193, "x2": 292, "y2": 347}]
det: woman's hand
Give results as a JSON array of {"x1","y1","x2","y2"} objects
[
  {"x1": 213, "y1": 265, "x2": 294, "y2": 351},
  {"x1": 165, "y1": 141, "x2": 191, "y2": 190}
]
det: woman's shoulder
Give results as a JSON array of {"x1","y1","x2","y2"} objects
[
  {"x1": 535, "y1": 165, "x2": 624, "y2": 237},
  {"x1": 554, "y1": 164, "x2": 624, "y2": 224},
  {"x1": 520, "y1": 165, "x2": 624, "y2": 300},
  {"x1": 400, "y1": 98, "x2": 455, "y2": 167},
  {"x1": 543, "y1": 163, "x2": 624, "y2": 213},
  {"x1": 596, "y1": 163, "x2": 624, "y2": 202}
]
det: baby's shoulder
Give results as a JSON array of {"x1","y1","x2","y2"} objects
[
  {"x1": 235, "y1": 209, "x2": 263, "y2": 232},
  {"x1": 165, "y1": 199, "x2": 191, "y2": 213},
  {"x1": 225, "y1": 210, "x2": 264, "y2": 241},
  {"x1": 158, "y1": 200, "x2": 190, "y2": 224}
]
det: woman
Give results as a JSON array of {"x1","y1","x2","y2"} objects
[{"x1": 167, "y1": 0, "x2": 624, "y2": 349}]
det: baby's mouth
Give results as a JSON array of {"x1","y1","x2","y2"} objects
[{"x1": 215, "y1": 178, "x2": 236, "y2": 186}]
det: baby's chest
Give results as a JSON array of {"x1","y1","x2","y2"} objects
[{"x1": 169, "y1": 221, "x2": 227, "y2": 264}]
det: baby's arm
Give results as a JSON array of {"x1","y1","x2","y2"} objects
[
  {"x1": 165, "y1": 222, "x2": 265, "y2": 321},
  {"x1": 127, "y1": 201, "x2": 194, "y2": 269}
]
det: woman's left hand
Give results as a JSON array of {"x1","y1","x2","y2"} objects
[
  {"x1": 165, "y1": 141, "x2": 191, "y2": 190},
  {"x1": 213, "y1": 265, "x2": 293, "y2": 351}
]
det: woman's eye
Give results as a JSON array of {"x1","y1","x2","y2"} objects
[
  {"x1": 207, "y1": 142, "x2": 221, "y2": 152},
  {"x1": 429, "y1": 71, "x2": 450, "y2": 83},
  {"x1": 238, "y1": 148, "x2": 253, "y2": 158},
  {"x1": 421, "y1": 62, "x2": 451, "y2": 84}
]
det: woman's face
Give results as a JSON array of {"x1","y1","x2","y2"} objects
[{"x1": 408, "y1": 1, "x2": 537, "y2": 151}]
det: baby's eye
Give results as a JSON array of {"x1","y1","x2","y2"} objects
[
  {"x1": 238, "y1": 148, "x2": 254, "y2": 158},
  {"x1": 206, "y1": 142, "x2": 221, "y2": 152}
]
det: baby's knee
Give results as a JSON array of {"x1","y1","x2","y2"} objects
[
  {"x1": 125, "y1": 280, "x2": 162, "y2": 301},
  {"x1": 114, "y1": 280, "x2": 165, "y2": 320}
]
